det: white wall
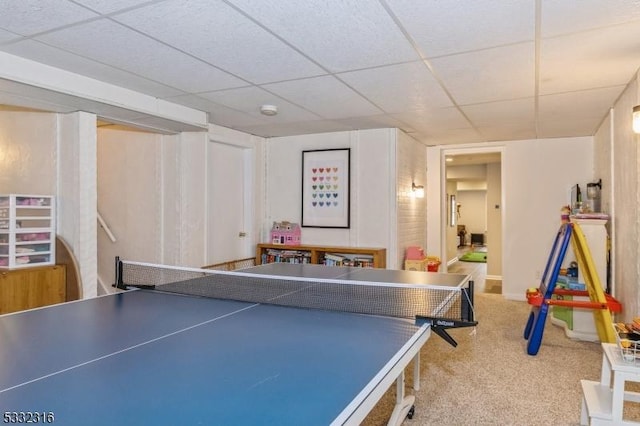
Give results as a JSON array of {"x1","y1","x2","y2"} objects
[
  {"x1": 486, "y1": 162, "x2": 503, "y2": 277},
  {"x1": 503, "y1": 137, "x2": 593, "y2": 299},
  {"x1": 593, "y1": 72, "x2": 639, "y2": 320},
  {"x1": 97, "y1": 127, "x2": 165, "y2": 286},
  {"x1": 96, "y1": 124, "x2": 264, "y2": 288},
  {"x1": 266, "y1": 128, "x2": 421, "y2": 269},
  {"x1": 58, "y1": 112, "x2": 97, "y2": 298},
  {"x1": 396, "y1": 130, "x2": 427, "y2": 268},
  {"x1": 0, "y1": 111, "x2": 57, "y2": 194},
  {"x1": 165, "y1": 131, "x2": 208, "y2": 266},
  {"x1": 428, "y1": 137, "x2": 593, "y2": 300},
  {"x1": 456, "y1": 190, "x2": 486, "y2": 237}
]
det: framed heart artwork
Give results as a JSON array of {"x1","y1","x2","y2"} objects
[{"x1": 301, "y1": 148, "x2": 350, "y2": 228}]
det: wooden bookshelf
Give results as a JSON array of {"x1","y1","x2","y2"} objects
[{"x1": 256, "y1": 244, "x2": 386, "y2": 268}]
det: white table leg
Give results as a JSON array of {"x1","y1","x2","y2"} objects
[
  {"x1": 601, "y1": 351, "x2": 612, "y2": 385},
  {"x1": 580, "y1": 394, "x2": 589, "y2": 425},
  {"x1": 611, "y1": 372, "x2": 625, "y2": 423},
  {"x1": 386, "y1": 370, "x2": 415, "y2": 426},
  {"x1": 413, "y1": 351, "x2": 420, "y2": 391}
]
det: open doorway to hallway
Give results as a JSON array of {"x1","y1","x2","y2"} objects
[{"x1": 444, "y1": 151, "x2": 503, "y2": 294}]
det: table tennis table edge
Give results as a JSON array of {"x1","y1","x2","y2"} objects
[{"x1": 332, "y1": 323, "x2": 432, "y2": 426}]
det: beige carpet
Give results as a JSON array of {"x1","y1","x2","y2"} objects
[
  {"x1": 484, "y1": 279, "x2": 502, "y2": 295},
  {"x1": 361, "y1": 293, "x2": 623, "y2": 425}
]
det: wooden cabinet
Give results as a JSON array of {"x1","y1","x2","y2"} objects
[
  {"x1": 0, "y1": 195, "x2": 55, "y2": 269},
  {"x1": 0, "y1": 265, "x2": 66, "y2": 314},
  {"x1": 256, "y1": 244, "x2": 386, "y2": 268}
]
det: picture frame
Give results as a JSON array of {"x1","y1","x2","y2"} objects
[
  {"x1": 301, "y1": 148, "x2": 350, "y2": 228},
  {"x1": 449, "y1": 194, "x2": 457, "y2": 227}
]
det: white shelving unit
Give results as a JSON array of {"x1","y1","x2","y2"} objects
[
  {"x1": 0, "y1": 195, "x2": 55, "y2": 269},
  {"x1": 581, "y1": 343, "x2": 640, "y2": 425},
  {"x1": 551, "y1": 217, "x2": 609, "y2": 341}
]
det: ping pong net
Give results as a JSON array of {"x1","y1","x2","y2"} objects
[{"x1": 115, "y1": 258, "x2": 477, "y2": 346}]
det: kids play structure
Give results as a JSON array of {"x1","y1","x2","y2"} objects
[{"x1": 523, "y1": 221, "x2": 621, "y2": 356}]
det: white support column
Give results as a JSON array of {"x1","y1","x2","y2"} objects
[{"x1": 57, "y1": 111, "x2": 98, "y2": 298}]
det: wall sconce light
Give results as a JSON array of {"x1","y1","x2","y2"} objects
[
  {"x1": 633, "y1": 105, "x2": 640, "y2": 134},
  {"x1": 412, "y1": 182, "x2": 424, "y2": 198}
]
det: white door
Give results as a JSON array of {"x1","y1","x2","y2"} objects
[{"x1": 207, "y1": 141, "x2": 247, "y2": 264}]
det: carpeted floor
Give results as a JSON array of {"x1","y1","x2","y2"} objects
[
  {"x1": 484, "y1": 278, "x2": 502, "y2": 294},
  {"x1": 360, "y1": 293, "x2": 636, "y2": 425}
]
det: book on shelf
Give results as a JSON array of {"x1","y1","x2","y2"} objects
[
  {"x1": 323, "y1": 253, "x2": 346, "y2": 266},
  {"x1": 262, "y1": 248, "x2": 311, "y2": 264},
  {"x1": 322, "y1": 253, "x2": 374, "y2": 268},
  {"x1": 351, "y1": 256, "x2": 374, "y2": 268}
]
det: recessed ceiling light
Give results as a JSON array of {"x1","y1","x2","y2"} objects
[
  {"x1": 445, "y1": 157, "x2": 453, "y2": 162},
  {"x1": 260, "y1": 104, "x2": 278, "y2": 116}
]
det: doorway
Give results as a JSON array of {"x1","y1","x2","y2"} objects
[{"x1": 443, "y1": 149, "x2": 503, "y2": 293}]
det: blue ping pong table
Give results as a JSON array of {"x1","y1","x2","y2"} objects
[{"x1": 0, "y1": 262, "x2": 472, "y2": 425}]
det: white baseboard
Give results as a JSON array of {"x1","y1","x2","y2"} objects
[{"x1": 97, "y1": 276, "x2": 117, "y2": 296}]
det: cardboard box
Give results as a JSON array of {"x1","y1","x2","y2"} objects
[{"x1": 404, "y1": 259, "x2": 427, "y2": 271}]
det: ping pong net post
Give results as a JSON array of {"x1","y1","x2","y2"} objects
[
  {"x1": 415, "y1": 281, "x2": 477, "y2": 347},
  {"x1": 114, "y1": 258, "x2": 477, "y2": 347}
]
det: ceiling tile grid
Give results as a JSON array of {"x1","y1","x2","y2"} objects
[
  {"x1": 111, "y1": 0, "x2": 328, "y2": 84},
  {"x1": 0, "y1": 0, "x2": 98, "y2": 35},
  {"x1": 261, "y1": 75, "x2": 384, "y2": 119},
  {"x1": 0, "y1": 0, "x2": 638, "y2": 144},
  {"x1": 384, "y1": 0, "x2": 536, "y2": 57},
  {"x1": 337, "y1": 61, "x2": 453, "y2": 113},
  {"x1": 228, "y1": 0, "x2": 421, "y2": 72},
  {"x1": 34, "y1": 19, "x2": 246, "y2": 93},
  {"x1": 1, "y1": 39, "x2": 185, "y2": 98}
]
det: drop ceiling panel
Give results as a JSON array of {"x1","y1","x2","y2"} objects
[
  {"x1": 478, "y1": 125, "x2": 537, "y2": 142},
  {"x1": 386, "y1": 0, "x2": 535, "y2": 57},
  {"x1": 0, "y1": 1, "x2": 639, "y2": 142},
  {"x1": 73, "y1": 0, "x2": 158, "y2": 14},
  {"x1": 392, "y1": 107, "x2": 472, "y2": 133},
  {"x1": 112, "y1": 0, "x2": 326, "y2": 84},
  {"x1": 539, "y1": 22, "x2": 640, "y2": 94},
  {"x1": 2, "y1": 39, "x2": 184, "y2": 98},
  {"x1": 0, "y1": 1, "x2": 98, "y2": 35},
  {"x1": 200, "y1": 86, "x2": 321, "y2": 123},
  {"x1": 538, "y1": 86, "x2": 625, "y2": 136},
  {"x1": 541, "y1": 0, "x2": 640, "y2": 37},
  {"x1": 0, "y1": 28, "x2": 19, "y2": 43},
  {"x1": 239, "y1": 119, "x2": 353, "y2": 138},
  {"x1": 167, "y1": 93, "x2": 247, "y2": 122},
  {"x1": 425, "y1": 128, "x2": 485, "y2": 146},
  {"x1": 430, "y1": 43, "x2": 535, "y2": 105},
  {"x1": 338, "y1": 61, "x2": 452, "y2": 113},
  {"x1": 228, "y1": 0, "x2": 420, "y2": 72},
  {"x1": 35, "y1": 19, "x2": 246, "y2": 93},
  {"x1": 333, "y1": 114, "x2": 411, "y2": 132},
  {"x1": 262, "y1": 76, "x2": 383, "y2": 119},
  {"x1": 462, "y1": 98, "x2": 535, "y2": 127},
  {"x1": 538, "y1": 86, "x2": 625, "y2": 120}
]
